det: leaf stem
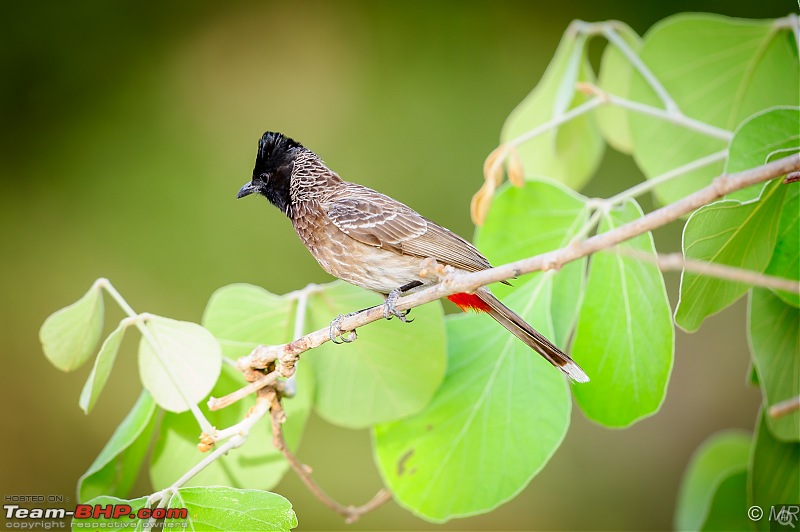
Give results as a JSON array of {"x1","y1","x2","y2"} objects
[
  {"x1": 506, "y1": 97, "x2": 604, "y2": 148},
  {"x1": 142, "y1": 391, "x2": 271, "y2": 529},
  {"x1": 768, "y1": 395, "x2": 800, "y2": 419},
  {"x1": 285, "y1": 283, "x2": 318, "y2": 396},
  {"x1": 774, "y1": 13, "x2": 800, "y2": 52},
  {"x1": 606, "y1": 149, "x2": 729, "y2": 204},
  {"x1": 611, "y1": 250, "x2": 800, "y2": 293},
  {"x1": 96, "y1": 278, "x2": 214, "y2": 435},
  {"x1": 579, "y1": 83, "x2": 733, "y2": 141},
  {"x1": 599, "y1": 24, "x2": 680, "y2": 114}
]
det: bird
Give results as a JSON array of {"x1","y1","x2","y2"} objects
[{"x1": 236, "y1": 131, "x2": 589, "y2": 383}]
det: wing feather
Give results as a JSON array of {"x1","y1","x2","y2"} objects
[{"x1": 323, "y1": 183, "x2": 491, "y2": 272}]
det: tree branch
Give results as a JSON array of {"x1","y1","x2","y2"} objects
[{"x1": 268, "y1": 394, "x2": 392, "y2": 523}]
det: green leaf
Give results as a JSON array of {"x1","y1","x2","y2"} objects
[
  {"x1": 596, "y1": 22, "x2": 642, "y2": 153},
  {"x1": 168, "y1": 487, "x2": 297, "y2": 531},
  {"x1": 700, "y1": 471, "x2": 751, "y2": 532},
  {"x1": 572, "y1": 200, "x2": 674, "y2": 427},
  {"x1": 374, "y1": 277, "x2": 570, "y2": 522},
  {"x1": 749, "y1": 409, "x2": 800, "y2": 531},
  {"x1": 151, "y1": 283, "x2": 313, "y2": 491},
  {"x1": 138, "y1": 315, "x2": 222, "y2": 413},
  {"x1": 675, "y1": 430, "x2": 751, "y2": 531},
  {"x1": 79, "y1": 320, "x2": 128, "y2": 414},
  {"x1": 501, "y1": 28, "x2": 604, "y2": 189},
  {"x1": 765, "y1": 182, "x2": 800, "y2": 307},
  {"x1": 474, "y1": 179, "x2": 589, "y2": 345},
  {"x1": 628, "y1": 14, "x2": 799, "y2": 205},
  {"x1": 304, "y1": 281, "x2": 446, "y2": 428},
  {"x1": 78, "y1": 391, "x2": 157, "y2": 502},
  {"x1": 202, "y1": 283, "x2": 296, "y2": 359},
  {"x1": 40, "y1": 282, "x2": 104, "y2": 372},
  {"x1": 676, "y1": 179, "x2": 787, "y2": 332},
  {"x1": 748, "y1": 289, "x2": 800, "y2": 441},
  {"x1": 150, "y1": 364, "x2": 313, "y2": 491},
  {"x1": 726, "y1": 107, "x2": 800, "y2": 202}
]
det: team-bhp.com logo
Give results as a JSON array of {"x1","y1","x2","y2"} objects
[
  {"x1": 5, "y1": 503, "x2": 187, "y2": 528},
  {"x1": 73, "y1": 504, "x2": 188, "y2": 520}
]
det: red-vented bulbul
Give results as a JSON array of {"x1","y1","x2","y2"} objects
[{"x1": 237, "y1": 132, "x2": 588, "y2": 383}]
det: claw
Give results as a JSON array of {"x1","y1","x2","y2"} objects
[
  {"x1": 384, "y1": 289, "x2": 412, "y2": 322},
  {"x1": 329, "y1": 314, "x2": 357, "y2": 344}
]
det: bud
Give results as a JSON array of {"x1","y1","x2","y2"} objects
[
  {"x1": 507, "y1": 148, "x2": 525, "y2": 187},
  {"x1": 470, "y1": 181, "x2": 495, "y2": 226}
]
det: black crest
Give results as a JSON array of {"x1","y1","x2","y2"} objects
[
  {"x1": 255, "y1": 131, "x2": 303, "y2": 171},
  {"x1": 240, "y1": 131, "x2": 303, "y2": 214}
]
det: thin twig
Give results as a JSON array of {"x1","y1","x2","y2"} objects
[
  {"x1": 141, "y1": 392, "x2": 271, "y2": 529},
  {"x1": 578, "y1": 83, "x2": 733, "y2": 141},
  {"x1": 207, "y1": 373, "x2": 277, "y2": 411},
  {"x1": 507, "y1": 97, "x2": 604, "y2": 149},
  {"x1": 774, "y1": 13, "x2": 799, "y2": 52},
  {"x1": 607, "y1": 150, "x2": 729, "y2": 204},
  {"x1": 612, "y1": 250, "x2": 800, "y2": 293},
  {"x1": 232, "y1": 154, "x2": 799, "y2": 382},
  {"x1": 768, "y1": 395, "x2": 800, "y2": 419},
  {"x1": 269, "y1": 396, "x2": 392, "y2": 523},
  {"x1": 208, "y1": 366, "x2": 279, "y2": 411},
  {"x1": 599, "y1": 23, "x2": 679, "y2": 114}
]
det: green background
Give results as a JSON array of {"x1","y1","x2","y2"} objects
[{"x1": 1, "y1": 1, "x2": 793, "y2": 530}]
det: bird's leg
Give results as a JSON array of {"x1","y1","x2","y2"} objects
[
  {"x1": 329, "y1": 312, "x2": 358, "y2": 344},
  {"x1": 384, "y1": 280, "x2": 423, "y2": 322}
]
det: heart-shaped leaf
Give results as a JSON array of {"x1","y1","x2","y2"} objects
[
  {"x1": 305, "y1": 281, "x2": 446, "y2": 429},
  {"x1": 572, "y1": 200, "x2": 674, "y2": 427},
  {"x1": 40, "y1": 282, "x2": 104, "y2": 372},
  {"x1": 138, "y1": 316, "x2": 222, "y2": 413}
]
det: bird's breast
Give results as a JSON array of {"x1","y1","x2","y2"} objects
[{"x1": 292, "y1": 212, "x2": 429, "y2": 295}]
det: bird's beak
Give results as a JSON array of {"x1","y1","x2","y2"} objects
[{"x1": 237, "y1": 181, "x2": 257, "y2": 199}]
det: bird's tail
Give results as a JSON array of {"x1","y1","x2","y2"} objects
[{"x1": 448, "y1": 288, "x2": 589, "y2": 383}]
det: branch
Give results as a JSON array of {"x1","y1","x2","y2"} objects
[
  {"x1": 141, "y1": 390, "x2": 271, "y2": 530},
  {"x1": 769, "y1": 395, "x2": 800, "y2": 419},
  {"x1": 613, "y1": 250, "x2": 800, "y2": 294},
  {"x1": 224, "y1": 153, "x2": 799, "y2": 402},
  {"x1": 268, "y1": 394, "x2": 392, "y2": 523}
]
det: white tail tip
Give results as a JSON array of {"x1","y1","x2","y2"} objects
[{"x1": 562, "y1": 362, "x2": 590, "y2": 383}]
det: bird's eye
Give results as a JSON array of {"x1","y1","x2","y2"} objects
[{"x1": 259, "y1": 172, "x2": 269, "y2": 183}]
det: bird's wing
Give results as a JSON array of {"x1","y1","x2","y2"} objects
[{"x1": 324, "y1": 183, "x2": 492, "y2": 272}]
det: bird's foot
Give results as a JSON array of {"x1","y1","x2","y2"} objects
[
  {"x1": 384, "y1": 289, "x2": 413, "y2": 323},
  {"x1": 329, "y1": 313, "x2": 358, "y2": 344}
]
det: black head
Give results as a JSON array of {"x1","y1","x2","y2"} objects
[{"x1": 237, "y1": 131, "x2": 303, "y2": 214}]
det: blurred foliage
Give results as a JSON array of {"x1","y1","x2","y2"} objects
[{"x1": 2, "y1": 1, "x2": 795, "y2": 530}]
